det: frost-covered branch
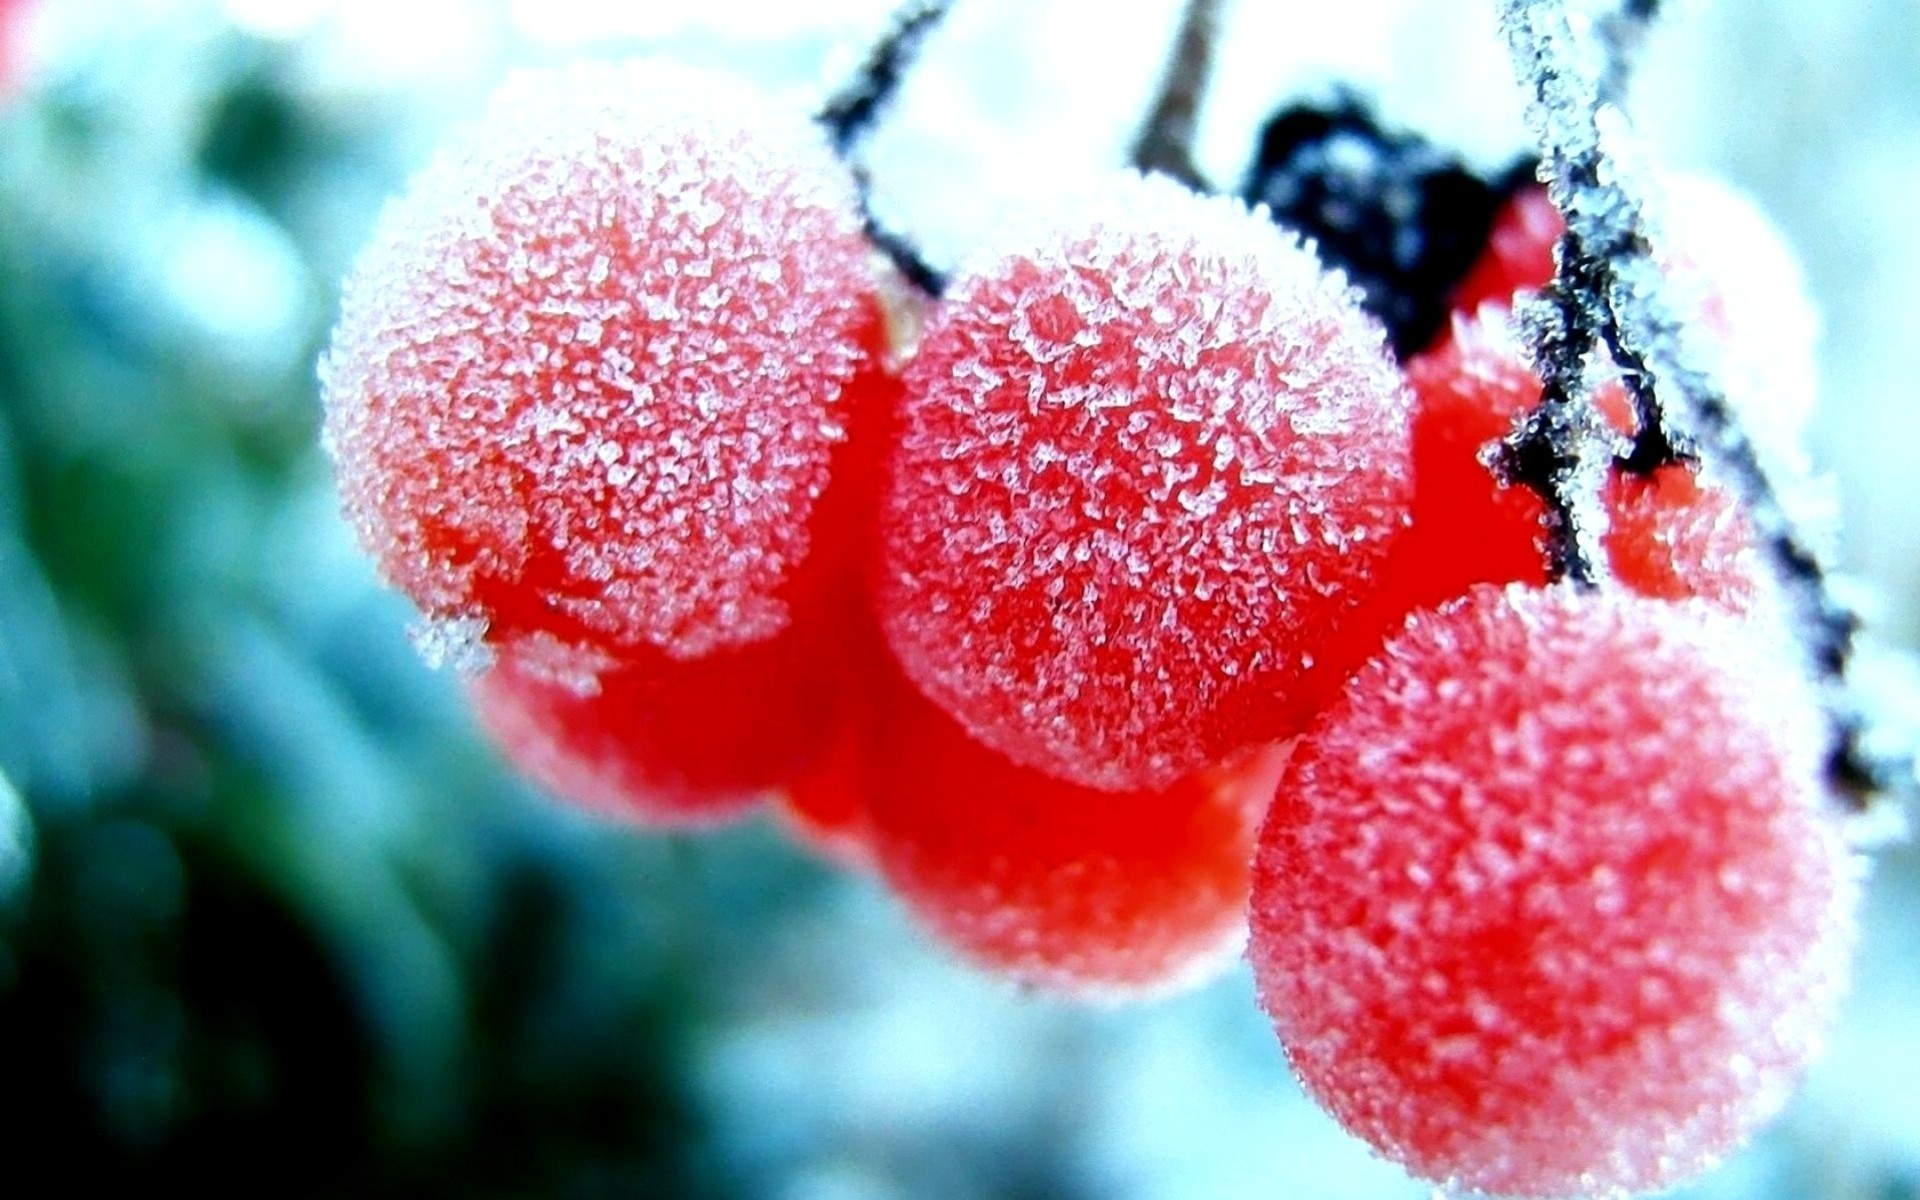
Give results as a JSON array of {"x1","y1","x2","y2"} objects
[{"x1": 1499, "y1": 0, "x2": 1891, "y2": 802}]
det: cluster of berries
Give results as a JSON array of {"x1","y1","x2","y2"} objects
[{"x1": 320, "y1": 55, "x2": 1860, "y2": 1200}]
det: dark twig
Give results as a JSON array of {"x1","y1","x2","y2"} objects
[
  {"x1": 1499, "y1": 0, "x2": 1886, "y2": 803},
  {"x1": 816, "y1": 0, "x2": 955, "y2": 294},
  {"x1": 1129, "y1": 0, "x2": 1224, "y2": 189},
  {"x1": 818, "y1": 0, "x2": 955, "y2": 153}
]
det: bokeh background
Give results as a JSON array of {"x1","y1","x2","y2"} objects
[{"x1": 0, "y1": 0, "x2": 1915, "y2": 1196}]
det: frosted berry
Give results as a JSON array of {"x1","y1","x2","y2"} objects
[
  {"x1": 1652, "y1": 172, "x2": 1822, "y2": 464},
  {"x1": 320, "y1": 59, "x2": 885, "y2": 661},
  {"x1": 1390, "y1": 311, "x2": 1557, "y2": 609},
  {"x1": 1606, "y1": 463, "x2": 1763, "y2": 613},
  {"x1": 1250, "y1": 585, "x2": 1859, "y2": 1198},
  {"x1": 861, "y1": 663, "x2": 1290, "y2": 997},
  {"x1": 879, "y1": 171, "x2": 1413, "y2": 792}
]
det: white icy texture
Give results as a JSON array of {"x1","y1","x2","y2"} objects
[
  {"x1": 407, "y1": 613, "x2": 495, "y2": 673},
  {"x1": 320, "y1": 58, "x2": 875, "y2": 660}
]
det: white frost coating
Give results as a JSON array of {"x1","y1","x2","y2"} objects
[
  {"x1": 320, "y1": 59, "x2": 875, "y2": 661},
  {"x1": 881, "y1": 171, "x2": 1413, "y2": 791}
]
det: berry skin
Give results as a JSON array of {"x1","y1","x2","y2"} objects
[
  {"x1": 1387, "y1": 312, "x2": 1559, "y2": 610},
  {"x1": 1449, "y1": 184, "x2": 1561, "y2": 319},
  {"x1": 1249, "y1": 585, "x2": 1859, "y2": 1199},
  {"x1": 320, "y1": 59, "x2": 885, "y2": 662},
  {"x1": 861, "y1": 662, "x2": 1291, "y2": 998},
  {"x1": 470, "y1": 627, "x2": 853, "y2": 827},
  {"x1": 776, "y1": 725, "x2": 875, "y2": 868},
  {"x1": 879, "y1": 171, "x2": 1413, "y2": 793},
  {"x1": 1605, "y1": 463, "x2": 1762, "y2": 612}
]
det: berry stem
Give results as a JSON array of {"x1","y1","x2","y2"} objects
[
  {"x1": 817, "y1": 0, "x2": 955, "y2": 153},
  {"x1": 1129, "y1": 0, "x2": 1224, "y2": 189},
  {"x1": 1500, "y1": 0, "x2": 1886, "y2": 802},
  {"x1": 816, "y1": 0, "x2": 956, "y2": 294}
]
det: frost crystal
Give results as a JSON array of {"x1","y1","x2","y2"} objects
[{"x1": 408, "y1": 613, "x2": 495, "y2": 673}]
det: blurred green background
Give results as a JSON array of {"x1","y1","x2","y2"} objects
[{"x1": 0, "y1": 1, "x2": 1914, "y2": 1197}]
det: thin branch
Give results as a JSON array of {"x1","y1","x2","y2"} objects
[
  {"x1": 815, "y1": 0, "x2": 956, "y2": 295},
  {"x1": 1499, "y1": 248, "x2": 1613, "y2": 586},
  {"x1": 817, "y1": 0, "x2": 956, "y2": 154},
  {"x1": 1499, "y1": 0, "x2": 1885, "y2": 802},
  {"x1": 1129, "y1": 0, "x2": 1224, "y2": 189},
  {"x1": 1494, "y1": 0, "x2": 1642, "y2": 586}
]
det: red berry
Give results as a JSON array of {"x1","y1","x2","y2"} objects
[
  {"x1": 470, "y1": 625, "x2": 855, "y2": 827},
  {"x1": 776, "y1": 725, "x2": 875, "y2": 868},
  {"x1": 1606, "y1": 463, "x2": 1763, "y2": 613},
  {"x1": 1364, "y1": 310, "x2": 1761, "y2": 623},
  {"x1": 878, "y1": 172, "x2": 1413, "y2": 792},
  {"x1": 861, "y1": 662, "x2": 1291, "y2": 997},
  {"x1": 1390, "y1": 312, "x2": 1557, "y2": 610},
  {"x1": 1250, "y1": 585, "x2": 1859, "y2": 1198},
  {"x1": 321, "y1": 59, "x2": 885, "y2": 661}
]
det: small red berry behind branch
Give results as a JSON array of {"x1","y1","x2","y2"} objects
[
  {"x1": 878, "y1": 172, "x2": 1413, "y2": 793},
  {"x1": 1310, "y1": 309, "x2": 1767, "y2": 703},
  {"x1": 1450, "y1": 176, "x2": 1822, "y2": 474},
  {"x1": 1449, "y1": 184, "x2": 1561, "y2": 319},
  {"x1": 1404, "y1": 311, "x2": 1762, "y2": 614},
  {"x1": 320, "y1": 59, "x2": 887, "y2": 664},
  {"x1": 1250, "y1": 584, "x2": 1861, "y2": 1198}
]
